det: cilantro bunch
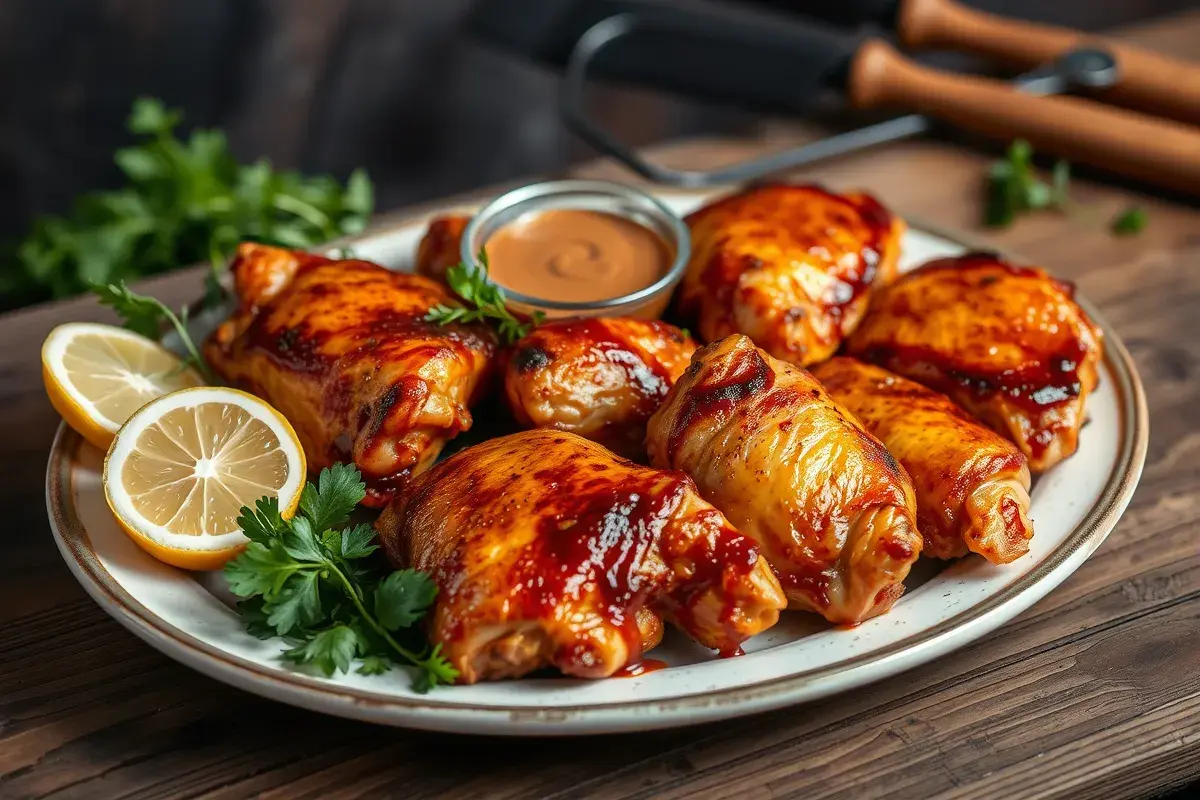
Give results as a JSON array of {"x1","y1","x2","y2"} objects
[
  {"x1": 224, "y1": 464, "x2": 457, "y2": 692},
  {"x1": 9, "y1": 97, "x2": 373, "y2": 307}
]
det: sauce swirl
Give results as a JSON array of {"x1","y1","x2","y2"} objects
[{"x1": 485, "y1": 209, "x2": 671, "y2": 303}]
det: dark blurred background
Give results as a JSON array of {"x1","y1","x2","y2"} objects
[{"x1": 0, "y1": 0, "x2": 1193, "y2": 302}]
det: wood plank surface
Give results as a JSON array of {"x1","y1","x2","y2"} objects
[{"x1": 2, "y1": 10, "x2": 1200, "y2": 800}]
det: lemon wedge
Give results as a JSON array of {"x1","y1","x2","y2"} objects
[
  {"x1": 104, "y1": 387, "x2": 307, "y2": 570},
  {"x1": 43, "y1": 322, "x2": 204, "y2": 450}
]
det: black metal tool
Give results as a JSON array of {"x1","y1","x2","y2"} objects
[
  {"x1": 559, "y1": 12, "x2": 1116, "y2": 186},
  {"x1": 467, "y1": 0, "x2": 1119, "y2": 187}
]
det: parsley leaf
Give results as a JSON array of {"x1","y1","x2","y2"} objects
[
  {"x1": 223, "y1": 463, "x2": 456, "y2": 692},
  {"x1": 9, "y1": 97, "x2": 373, "y2": 309},
  {"x1": 299, "y1": 463, "x2": 367, "y2": 532},
  {"x1": 375, "y1": 570, "x2": 439, "y2": 630},
  {"x1": 237, "y1": 497, "x2": 285, "y2": 544},
  {"x1": 1111, "y1": 206, "x2": 1148, "y2": 236},
  {"x1": 340, "y1": 523, "x2": 380, "y2": 560},
  {"x1": 282, "y1": 625, "x2": 359, "y2": 677},
  {"x1": 425, "y1": 249, "x2": 544, "y2": 344},
  {"x1": 265, "y1": 570, "x2": 323, "y2": 635}
]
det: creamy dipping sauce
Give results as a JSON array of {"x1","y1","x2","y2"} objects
[{"x1": 484, "y1": 209, "x2": 671, "y2": 303}]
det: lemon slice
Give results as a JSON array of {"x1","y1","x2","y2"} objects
[
  {"x1": 104, "y1": 387, "x2": 307, "y2": 570},
  {"x1": 43, "y1": 322, "x2": 204, "y2": 450}
]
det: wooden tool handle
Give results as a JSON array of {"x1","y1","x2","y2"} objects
[
  {"x1": 896, "y1": 0, "x2": 1200, "y2": 125},
  {"x1": 849, "y1": 40, "x2": 1200, "y2": 195}
]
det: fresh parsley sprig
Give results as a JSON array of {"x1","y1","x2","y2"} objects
[
  {"x1": 9, "y1": 97, "x2": 373, "y2": 310},
  {"x1": 224, "y1": 463, "x2": 457, "y2": 692},
  {"x1": 985, "y1": 140, "x2": 1148, "y2": 236},
  {"x1": 985, "y1": 139, "x2": 1072, "y2": 227},
  {"x1": 425, "y1": 249, "x2": 544, "y2": 344},
  {"x1": 93, "y1": 281, "x2": 216, "y2": 383}
]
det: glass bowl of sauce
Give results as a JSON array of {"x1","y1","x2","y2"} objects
[{"x1": 461, "y1": 180, "x2": 690, "y2": 319}]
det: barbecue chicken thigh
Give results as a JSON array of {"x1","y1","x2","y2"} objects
[
  {"x1": 813, "y1": 357, "x2": 1034, "y2": 563},
  {"x1": 205, "y1": 243, "x2": 496, "y2": 506},
  {"x1": 677, "y1": 184, "x2": 905, "y2": 367},
  {"x1": 647, "y1": 335, "x2": 922, "y2": 624},
  {"x1": 504, "y1": 318, "x2": 698, "y2": 458},
  {"x1": 376, "y1": 429, "x2": 786, "y2": 684},
  {"x1": 847, "y1": 253, "x2": 1103, "y2": 473},
  {"x1": 415, "y1": 214, "x2": 470, "y2": 283}
]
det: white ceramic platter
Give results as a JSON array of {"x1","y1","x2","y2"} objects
[{"x1": 47, "y1": 189, "x2": 1148, "y2": 736}]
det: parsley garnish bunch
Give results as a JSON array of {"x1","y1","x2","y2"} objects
[
  {"x1": 425, "y1": 249, "x2": 544, "y2": 344},
  {"x1": 224, "y1": 463, "x2": 457, "y2": 692},
  {"x1": 9, "y1": 97, "x2": 372, "y2": 308}
]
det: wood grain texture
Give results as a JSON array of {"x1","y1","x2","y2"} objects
[{"x1": 2, "y1": 11, "x2": 1200, "y2": 800}]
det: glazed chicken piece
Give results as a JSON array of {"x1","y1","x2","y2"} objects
[
  {"x1": 415, "y1": 214, "x2": 470, "y2": 283},
  {"x1": 813, "y1": 357, "x2": 1034, "y2": 563},
  {"x1": 504, "y1": 318, "x2": 698, "y2": 458},
  {"x1": 647, "y1": 335, "x2": 922, "y2": 624},
  {"x1": 846, "y1": 253, "x2": 1104, "y2": 473},
  {"x1": 205, "y1": 243, "x2": 497, "y2": 506},
  {"x1": 376, "y1": 429, "x2": 786, "y2": 684},
  {"x1": 678, "y1": 184, "x2": 905, "y2": 367}
]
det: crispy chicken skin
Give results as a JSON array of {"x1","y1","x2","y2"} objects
[
  {"x1": 504, "y1": 318, "x2": 698, "y2": 458},
  {"x1": 647, "y1": 335, "x2": 922, "y2": 624},
  {"x1": 678, "y1": 184, "x2": 905, "y2": 367},
  {"x1": 415, "y1": 214, "x2": 470, "y2": 283},
  {"x1": 813, "y1": 357, "x2": 1034, "y2": 563},
  {"x1": 846, "y1": 253, "x2": 1103, "y2": 473},
  {"x1": 205, "y1": 243, "x2": 497, "y2": 506},
  {"x1": 376, "y1": 430, "x2": 786, "y2": 684}
]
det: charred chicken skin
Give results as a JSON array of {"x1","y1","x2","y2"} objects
[
  {"x1": 813, "y1": 357, "x2": 1034, "y2": 563},
  {"x1": 847, "y1": 253, "x2": 1103, "y2": 473},
  {"x1": 205, "y1": 243, "x2": 497, "y2": 506},
  {"x1": 414, "y1": 214, "x2": 470, "y2": 283},
  {"x1": 504, "y1": 318, "x2": 698, "y2": 458},
  {"x1": 376, "y1": 429, "x2": 786, "y2": 684},
  {"x1": 678, "y1": 184, "x2": 905, "y2": 367},
  {"x1": 647, "y1": 335, "x2": 922, "y2": 624}
]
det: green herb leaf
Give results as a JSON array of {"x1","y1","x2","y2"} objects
[
  {"x1": 412, "y1": 645, "x2": 460, "y2": 694},
  {"x1": 299, "y1": 463, "x2": 367, "y2": 532},
  {"x1": 225, "y1": 541, "x2": 298, "y2": 599},
  {"x1": 281, "y1": 516, "x2": 326, "y2": 564},
  {"x1": 237, "y1": 496, "x2": 285, "y2": 544},
  {"x1": 375, "y1": 569, "x2": 439, "y2": 631},
  {"x1": 1111, "y1": 206, "x2": 1148, "y2": 236},
  {"x1": 425, "y1": 249, "x2": 544, "y2": 344},
  {"x1": 282, "y1": 625, "x2": 359, "y2": 677},
  {"x1": 340, "y1": 523, "x2": 380, "y2": 560},
  {"x1": 265, "y1": 570, "x2": 323, "y2": 635},
  {"x1": 356, "y1": 655, "x2": 393, "y2": 676}
]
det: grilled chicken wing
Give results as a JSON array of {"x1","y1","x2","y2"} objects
[
  {"x1": 847, "y1": 253, "x2": 1103, "y2": 473},
  {"x1": 415, "y1": 214, "x2": 470, "y2": 283},
  {"x1": 813, "y1": 357, "x2": 1034, "y2": 563},
  {"x1": 678, "y1": 184, "x2": 904, "y2": 367},
  {"x1": 504, "y1": 318, "x2": 698, "y2": 458},
  {"x1": 647, "y1": 335, "x2": 922, "y2": 624},
  {"x1": 205, "y1": 243, "x2": 497, "y2": 506},
  {"x1": 376, "y1": 430, "x2": 786, "y2": 683}
]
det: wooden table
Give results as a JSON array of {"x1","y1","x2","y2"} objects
[{"x1": 4, "y1": 11, "x2": 1199, "y2": 800}]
